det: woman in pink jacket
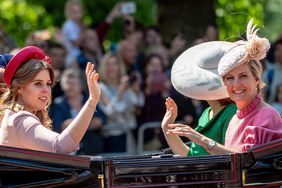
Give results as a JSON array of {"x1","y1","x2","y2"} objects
[
  {"x1": 167, "y1": 19, "x2": 282, "y2": 154},
  {"x1": 0, "y1": 46, "x2": 100, "y2": 154}
]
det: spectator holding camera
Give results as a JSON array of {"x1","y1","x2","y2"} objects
[
  {"x1": 139, "y1": 53, "x2": 171, "y2": 149},
  {"x1": 98, "y1": 52, "x2": 144, "y2": 154}
]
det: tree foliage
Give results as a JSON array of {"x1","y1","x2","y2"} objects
[
  {"x1": 262, "y1": 0, "x2": 282, "y2": 42},
  {"x1": 214, "y1": 0, "x2": 266, "y2": 42},
  {"x1": 0, "y1": 0, "x2": 53, "y2": 46}
]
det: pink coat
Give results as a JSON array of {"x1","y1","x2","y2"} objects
[
  {"x1": 225, "y1": 96, "x2": 282, "y2": 152},
  {"x1": 0, "y1": 109, "x2": 78, "y2": 154}
]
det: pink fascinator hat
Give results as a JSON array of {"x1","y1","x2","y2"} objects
[{"x1": 218, "y1": 18, "x2": 270, "y2": 76}]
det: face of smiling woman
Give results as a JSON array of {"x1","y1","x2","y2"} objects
[
  {"x1": 18, "y1": 69, "x2": 52, "y2": 113},
  {"x1": 223, "y1": 63, "x2": 259, "y2": 110}
]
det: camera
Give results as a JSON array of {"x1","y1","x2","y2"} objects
[
  {"x1": 121, "y1": 2, "x2": 136, "y2": 14},
  {"x1": 129, "y1": 72, "x2": 139, "y2": 85}
]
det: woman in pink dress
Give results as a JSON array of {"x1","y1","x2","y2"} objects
[
  {"x1": 0, "y1": 46, "x2": 101, "y2": 154},
  {"x1": 166, "y1": 19, "x2": 282, "y2": 154}
]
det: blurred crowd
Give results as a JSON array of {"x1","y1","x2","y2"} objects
[{"x1": 0, "y1": 0, "x2": 281, "y2": 156}]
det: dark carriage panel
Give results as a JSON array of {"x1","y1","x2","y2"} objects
[
  {"x1": 0, "y1": 145, "x2": 101, "y2": 187},
  {"x1": 242, "y1": 138, "x2": 282, "y2": 187},
  {"x1": 95, "y1": 154, "x2": 242, "y2": 187},
  {"x1": 1, "y1": 138, "x2": 282, "y2": 187}
]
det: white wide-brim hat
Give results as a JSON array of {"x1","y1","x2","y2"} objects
[{"x1": 171, "y1": 41, "x2": 237, "y2": 100}]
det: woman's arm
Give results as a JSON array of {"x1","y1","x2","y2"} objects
[
  {"x1": 12, "y1": 63, "x2": 100, "y2": 154},
  {"x1": 161, "y1": 97, "x2": 190, "y2": 157},
  {"x1": 166, "y1": 123, "x2": 239, "y2": 155},
  {"x1": 62, "y1": 63, "x2": 100, "y2": 145}
]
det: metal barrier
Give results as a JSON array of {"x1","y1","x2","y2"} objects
[{"x1": 137, "y1": 121, "x2": 162, "y2": 155}]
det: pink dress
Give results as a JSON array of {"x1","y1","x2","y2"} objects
[
  {"x1": 225, "y1": 95, "x2": 282, "y2": 152},
  {"x1": 0, "y1": 109, "x2": 78, "y2": 154}
]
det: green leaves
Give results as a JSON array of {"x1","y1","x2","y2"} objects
[
  {"x1": 0, "y1": 0, "x2": 53, "y2": 46},
  {"x1": 214, "y1": 0, "x2": 265, "y2": 42}
]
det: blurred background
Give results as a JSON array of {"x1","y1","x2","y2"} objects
[
  {"x1": 1, "y1": 0, "x2": 282, "y2": 156},
  {"x1": 1, "y1": 0, "x2": 282, "y2": 46}
]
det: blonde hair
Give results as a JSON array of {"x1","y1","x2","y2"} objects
[
  {"x1": 241, "y1": 19, "x2": 268, "y2": 94},
  {"x1": 248, "y1": 60, "x2": 265, "y2": 93},
  {"x1": 0, "y1": 59, "x2": 55, "y2": 128},
  {"x1": 98, "y1": 52, "x2": 126, "y2": 83},
  {"x1": 60, "y1": 68, "x2": 82, "y2": 89}
]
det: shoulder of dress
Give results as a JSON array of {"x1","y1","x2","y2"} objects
[{"x1": 9, "y1": 111, "x2": 39, "y2": 123}]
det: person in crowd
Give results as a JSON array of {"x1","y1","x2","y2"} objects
[
  {"x1": 0, "y1": 54, "x2": 13, "y2": 95},
  {"x1": 144, "y1": 26, "x2": 170, "y2": 71},
  {"x1": 62, "y1": 0, "x2": 123, "y2": 66},
  {"x1": 62, "y1": 0, "x2": 85, "y2": 66},
  {"x1": 162, "y1": 41, "x2": 237, "y2": 156},
  {"x1": 50, "y1": 68, "x2": 105, "y2": 155},
  {"x1": 167, "y1": 30, "x2": 187, "y2": 63},
  {"x1": 0, "y1": 27, "x2": 17, "y2": 54},
  {"x1": 271, "y1": 83, "x2": 282, "y2": 116},
  {"x1": 118, "y1": 39, "x2": 140, "y2": 75},
  {"x1": 167, "y1": 19, "x2": 282, "y2": 154},
  {"x1": 25, "y1": 30, "x2": 51, "y2": 53},
  {"x1": 144, "y1": 26, "x2": 187, "y2": 73},
  {"x1": 0, "y1": 29, "x2": 9, "y2": 54},
  {"x1": 193, "y1": 25, "x2": 218, "y2": 45},
  {"x1": 123, "y1": 16, "x2": 146, "y2": 75},
  {"x1": 139, "y1": 53, "x2": 171, "y2": 150},
  {"x1": 76, "y1": 28, "x2": 103, "y2": 71},
  {"x1": 0, "y1": 46, "x2": 101, "y2": 154},
  {"x1": 98, "y1": 52, "x2": 144, "y2": 154},
  {"x1": 140, "y1": 54, "x2": 171, "y2": 121},
  {"x1": 265, "y1": 39, "x2": 282, "y2": 103},
  {"x1": 47, "y1": 41, "x2": 67, "y2": 99}
]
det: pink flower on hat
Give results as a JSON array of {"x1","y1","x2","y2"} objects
[{"x1": 218, "y1": 18, "x2": 270, "y2": 76}]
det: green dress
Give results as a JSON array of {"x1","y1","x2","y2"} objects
[{"x1": 187, "y1": 103, "x2": 237, "y2": 156}]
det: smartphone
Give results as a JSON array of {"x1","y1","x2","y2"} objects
[{"x1": 121, "y1": 2, "x2": 136, "y2": 14}]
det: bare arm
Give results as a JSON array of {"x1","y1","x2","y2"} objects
[
  {"x1": 166, "y1": 123, "x2": 239, "y2": 155},
  {"x1": 161, "y1": 97, "x2": 189, "y2": 157},
  {"x1": 62, "y1": 62, "x2": 101, "y2": 144}
]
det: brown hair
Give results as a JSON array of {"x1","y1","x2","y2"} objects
[
  {"x1": 0, "y1": 59, "x2": 55, "y2": 128},
  {"x1": 218, "y1": 98, "x2": 234, "y2": 106}
]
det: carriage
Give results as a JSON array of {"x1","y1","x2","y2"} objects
[{"x1": 0, "y1": 138, "x2": 281, "y2": 188}]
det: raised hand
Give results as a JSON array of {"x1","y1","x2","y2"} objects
[
  {"x1": 106, "y1": 2, "x2": 123, "y2": 24},
  {"x1": 161, "y1": 97, "x2": 178, "y2": 130},
  {"x1": 86, "y1": 62, "x2": 101, "y2": 108}
]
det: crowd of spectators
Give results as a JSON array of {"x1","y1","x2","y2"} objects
[{"x1": 0, "y1": 0, "x2": 281, "y2": 155}]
